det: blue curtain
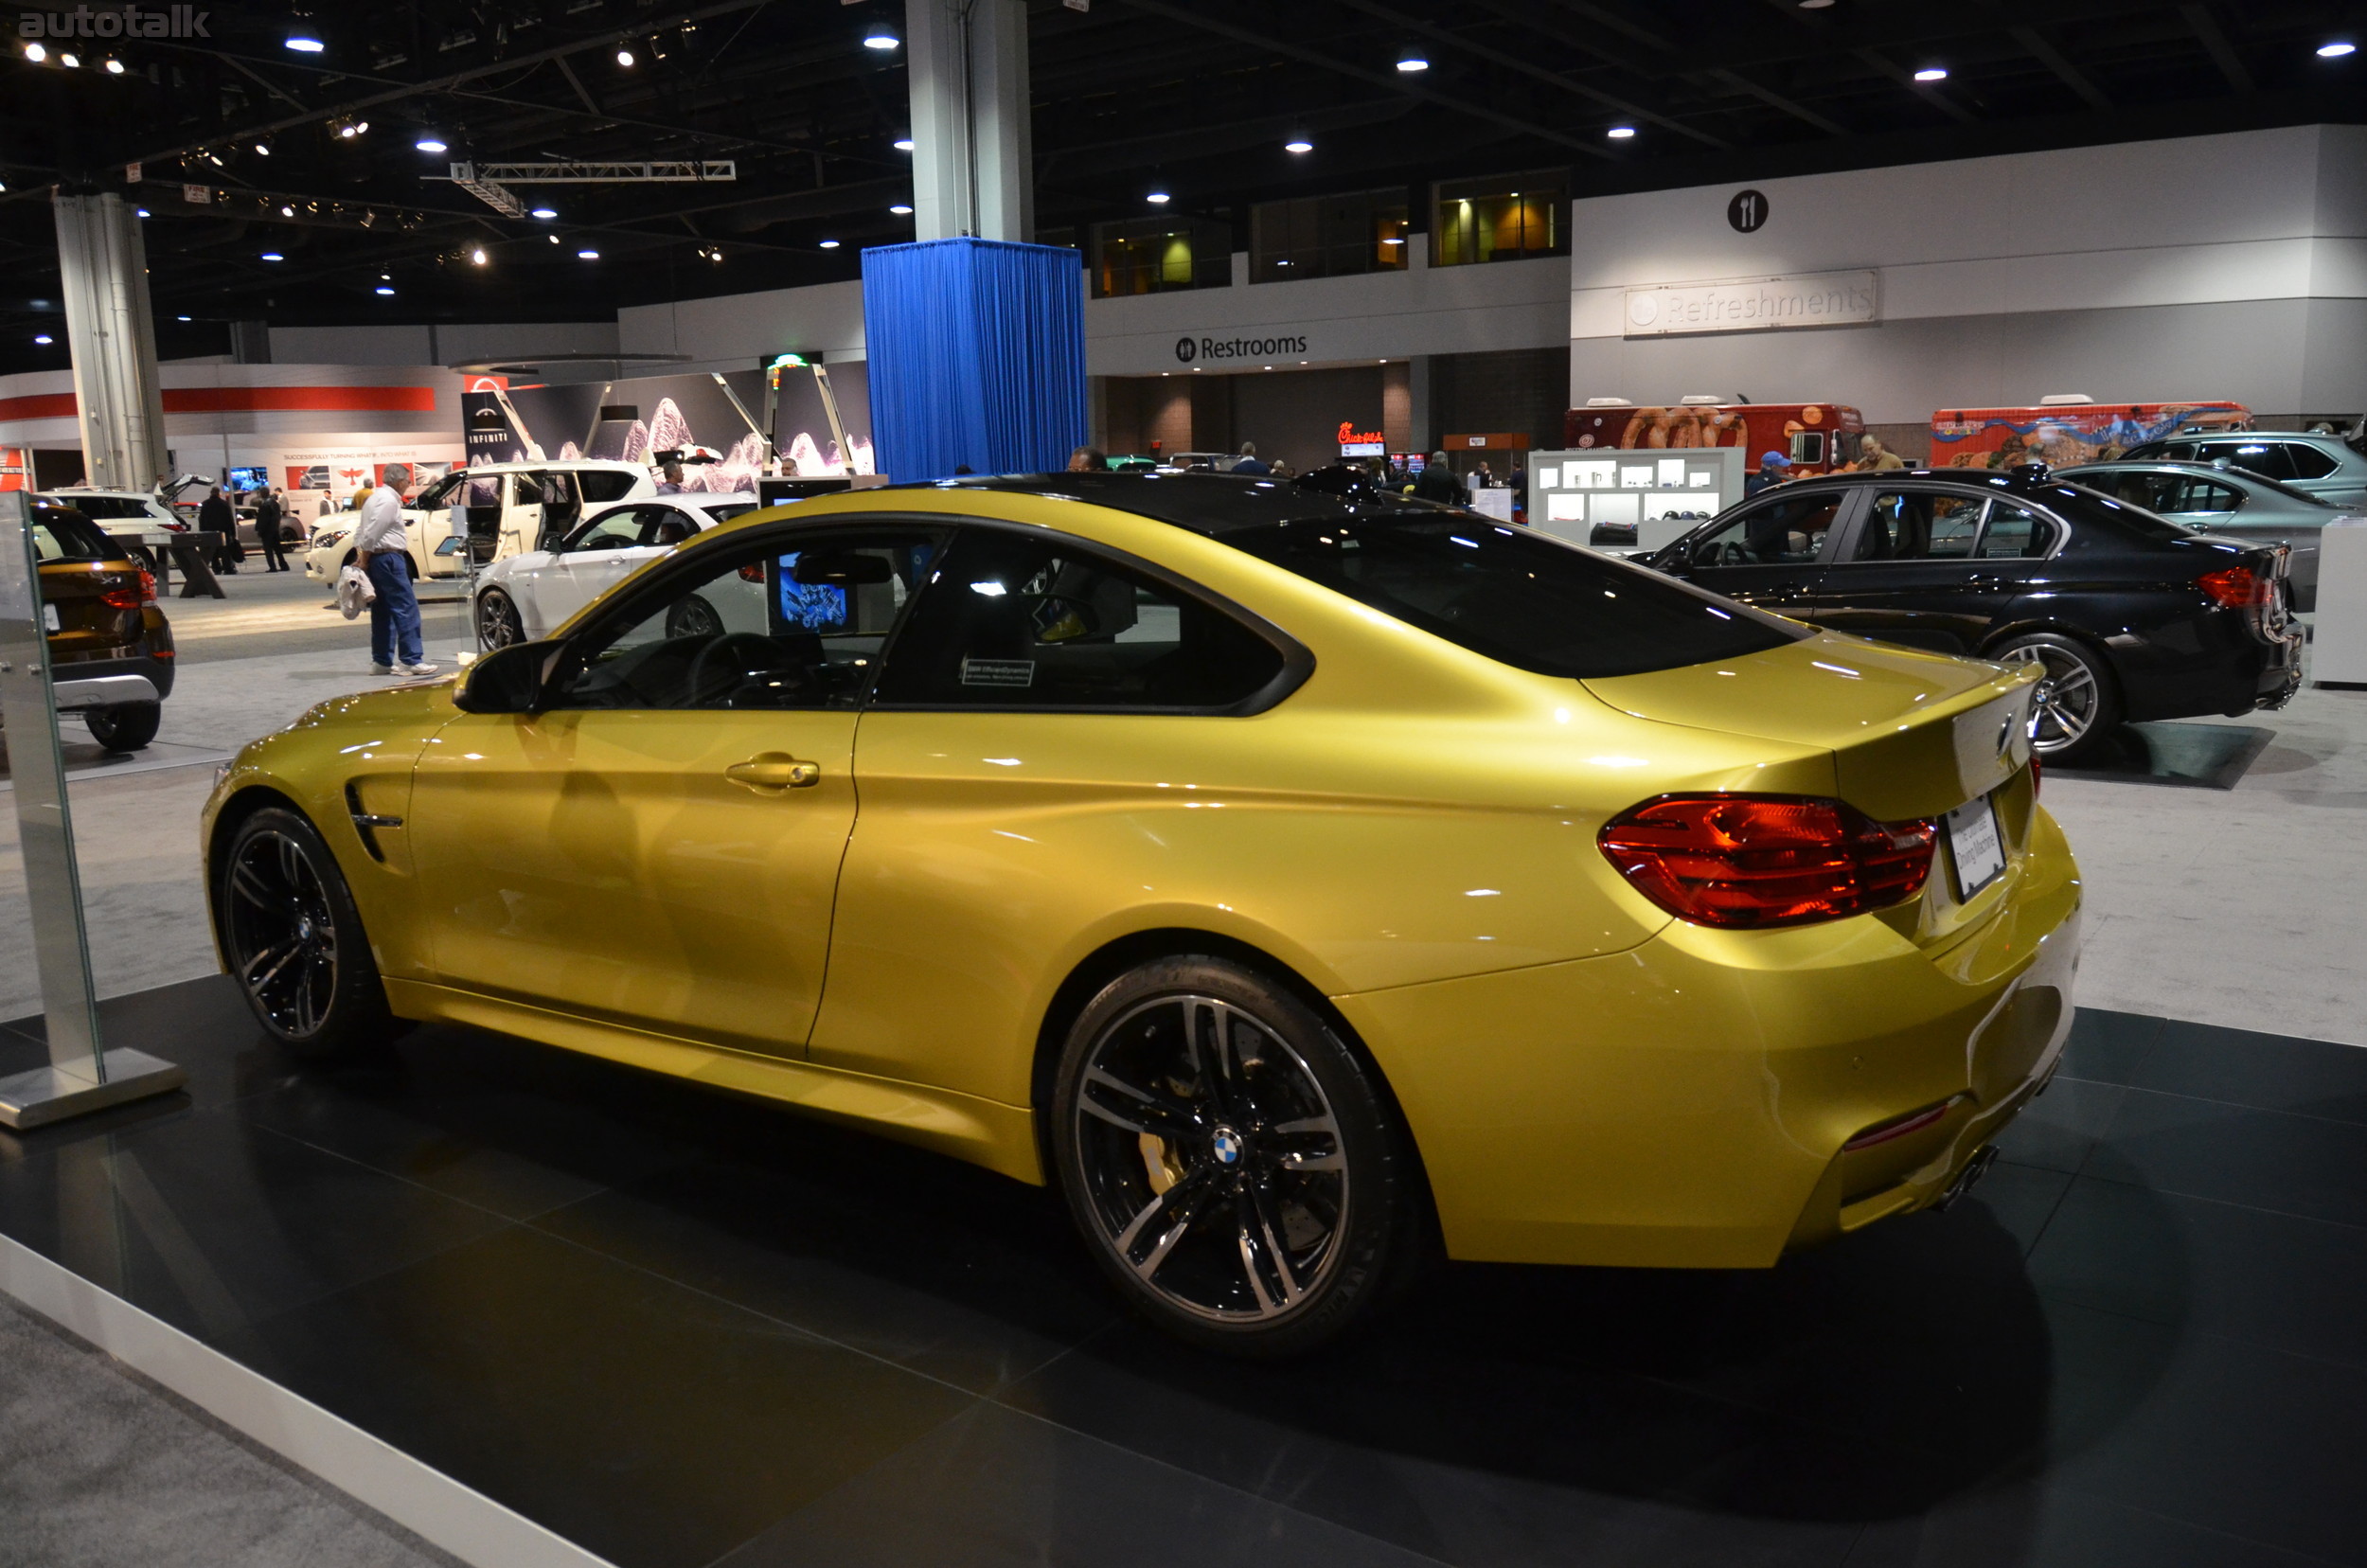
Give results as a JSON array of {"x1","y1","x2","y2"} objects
[{"x1": 862, "y1": 237, "x2": 1087, "y2": 482}]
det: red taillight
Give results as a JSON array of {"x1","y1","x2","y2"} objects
[
  {"x1": 1599, "y1": 793, "x2": 1936, "y2": 929},
  {"x1": 2197, "y1": 565, "x2": 2269, "y2": 608},
  {"x1": 98, "y1": 571, "x2": 157, "y2": 609}
]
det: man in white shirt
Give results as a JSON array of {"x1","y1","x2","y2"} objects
[{"x1": 351, "y1": 482, "x2": 436, "y2": 676}]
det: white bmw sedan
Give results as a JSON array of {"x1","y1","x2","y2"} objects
[{"x1": 472, "y1": 493, "x2": 760, "y2": 648}]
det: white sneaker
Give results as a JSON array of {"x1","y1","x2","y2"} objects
[
  {"x1": 402, "y1": 662, "x2": 440, "y2": 676},
  {"x1": 371, "y1": 663, "x2": 394, "y2": 675}
]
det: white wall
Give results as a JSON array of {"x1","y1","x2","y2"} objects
[
  {"x1": 266, "y1": 321, "x2": 618, "y2": 366},
  {"x1": 616, "y1": 280, "x2": 869, "y2": 374},
  {"x1": 1570, "y1": 124, "x2": 2367, "y2": 421}
]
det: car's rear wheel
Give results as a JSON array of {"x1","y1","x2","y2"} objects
[
  {"x1": 216, "y1": 807, "x2": 401, "y2": 1059},
  {"x1": 85, "y1": 702, "x2": 161, "y2": 753},
  {"x1": 1988, "y1": 632, "x2": 2120, "y2": 764},
  {"x1": 666, "y1": 595, "x2": 723, "y2": 639},
  {"x1": 1050, "y1": 956, "x2": 1420, "y2": 1356},
  {"x1": 476, "y1": 587, "x2": 525, "y2": 650}
]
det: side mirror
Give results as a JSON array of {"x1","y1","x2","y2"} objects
[
  {"x1": 792, "y1": 549, "x2": 891, "y2": 586},
  {"x1": 454, "y1": 639, "x2": 563, "y2": 714}
]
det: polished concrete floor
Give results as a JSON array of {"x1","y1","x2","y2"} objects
[{"x1": 3, "y1": 979, "x2": 2363, "y2": 1568}]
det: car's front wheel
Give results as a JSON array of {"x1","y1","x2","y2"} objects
[
  {"x1": 1050, "y1": 956, "x2": 1423, "y2": 1356},
  {"x1": 215, "y1": 807, "x2": 402, "y2": 1058},
  {"x1": 476, "y1": 587, "x2": 525, "y2": 650},
  {"x1": 1989, "y1": 632, "x2": 2121, "y2": 764},
  {"x1": 85, "y1": 701, "x2": 161, "y2": 753}
]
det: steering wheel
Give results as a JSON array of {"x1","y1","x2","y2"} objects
[{"x1": 685, "y1": 633, "x2": 798, "y2": 705}]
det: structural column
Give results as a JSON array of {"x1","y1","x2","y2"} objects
[
  {"x1": 52, "y1": 193, "x2": 168, "y2": 493},
  {"x1": 905, "y1": 0, "x2": 1034, "y2": 241}
]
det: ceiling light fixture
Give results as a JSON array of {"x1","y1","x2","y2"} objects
[
  {"x1": 59, "y1": 50, "x2": 79, "y2": 67},
  {"x1": 863, "y1": 26, "x2": 899, "y2": 50},
  {"x1": 285, "y1": 32, "x2": 325, "y2": 53},
  {"x1": 103, "y1": 57, "x2": 123, "y2": 73},
  {"x1": 1606, "y1": 125, "x2": 1636, "y2": 139},
  {"x1": 415, "y1": 136, "x2": 447, "y2": 153},
  {"x1": 23, "y1": 42, "x2": 44, "y2": 62},
  {"x1": 134, "y1": 207, "x2": 148, "y2": 217},
  {"x1": 1146, "y1": 190, "x2": 1171, "y2": 204},
  {"x1": 530, "y1": 206, "x2": 559, "y2": 220},
  {"x1": 280, "y1": 204, "x2": 294, "y2": 216},
  {"x1": 1913, "y1": 65, "x2": 1949, "y2": 81},
  {"x1": 615, "y1": 45, "x2": 635, "y2": 65},
  {"x1": 34, "y1": 334, "x2": 52, "y2": 345},
  {"x1": 1397, "y1": 46, "x2": 1428, "y2": 72},
  {"x1": 177, "y1": 314, "x2": 191, "y2": 322},
  {"x1": 889, "y1": 203, "x2": 913, "y2": 214},
  {"x1": 547, "y1": 234, "x2": 561, "y2": 244},
  {"x1": 819, "y1": 239, "x2": 842, "y2": 249},
  {"x1": 1284, "y1": 137, "x2": 1313, "y2": 153},
  {"x1": 374, "y1": 286, "x2": 395, "y2": 295},
  {"x1": 470, "y1": 247, "x2": 488, "y2": 265},
  {"x1": 578, "y1": 248, "x2": 600, "y2": 259},
  {"x1": 2319, "y1": 40, "x2": 2358, "y2": 57},
  {"x1": 259, "y1": 252, "x2": 285, "y2": 261},
  {"x1": 893, "y1": 136, "x2": 915, "y2": 151}
]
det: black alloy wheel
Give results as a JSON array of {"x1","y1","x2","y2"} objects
[
  {"x1": 1052, "y1": 957, "x2": 1422, "y2": 1355},
  {"x1": 216, "y1": 807, "x2": 400, "y2": 1058},
  {"x1": 666, "y1": 595, "x2": 724, "y2": 639},
  {"x1": 1988, "y1": 632, "x2": 2121, "y2": 763},
  {"x1": 85, "y1": 701, "x2": 161, "y2": 752},
  {"x1": 477, "y1": 588, "x2": 525, "y2": 650}
]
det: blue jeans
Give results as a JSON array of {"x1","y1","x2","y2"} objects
[{"x1": 365, "y1": 553, "x2": 424, "y2": 668}]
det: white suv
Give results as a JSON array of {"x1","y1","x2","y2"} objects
[{"x1": 303, "y1": 460, "x2": 656, "y2": 583}]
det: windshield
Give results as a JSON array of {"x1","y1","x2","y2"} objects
[
  {"x1": 703, "y1": 502, "x2": 758, "y2": 523},
  {"x1": 31, "y1": 507, "x2": 123, "y2": 561},
  {"x1": 416, "y1": 473, "x2": 465, "y2": 509},
  {"x1": 1221, "y1": 513, "x2": 1803, "y2": 679},
  {"x1": 579, "y1": 471, "x2": 638, "y2": 503},
  {"x1": 2046, "y1": 480, "x2": 2198, "y2": 542}
]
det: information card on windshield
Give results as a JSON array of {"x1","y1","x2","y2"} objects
[{"x1": 1945, "y1": 795, "x2": 2007, "y2": 901}]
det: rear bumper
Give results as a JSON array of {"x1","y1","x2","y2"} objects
[
  {"x1": 1335, "y1": 804, "x2": 2082, "y2": 1271},
  {"x1": 49, "y1": 648, "x2": 175, "y2": 704},
  {"x1": 2113, "y1": 610, "x2": 2304, "y2": 722}
]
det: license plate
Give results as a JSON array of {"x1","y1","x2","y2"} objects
[
  {"x1": 1945, "y1": 795, "x2": 2006, "y2": 900},
  {"x1": 43, "y1": 602, "x2": 61, "y2": 633}
]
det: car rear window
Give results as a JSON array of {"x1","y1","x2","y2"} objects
[
  {"x1": 30, "y1": 507, "x2": 123, "y2": 561},
  {"x1": 1221, "y1": 514, "x2": 1803, "y2": 679},
  {"x1": 578, "y1": 472, "x2": 639, "y2": 503}
]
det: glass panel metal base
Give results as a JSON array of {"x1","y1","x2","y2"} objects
[{"x1": 0, "y1": 1049, "x2": 187, "y2": 1131}]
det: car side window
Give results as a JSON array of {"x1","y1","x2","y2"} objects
[
  {"x1": 1976, "y1": 504, "x2": 2051, "y2": 559},
  {"x1": 873, "y1": 527, "x2": 1286, "y2": 711},
  {"x1": 2203, "y1": 440, "x2": 2295, "y2": 482},
  {"x1": 642, "y1": 507, "x2": 700, "y2": 547},
  {"x1": 2283, "y1": 443, "x2": 2340, "y2": 481},
  {"x1": 547, "y1": 528, "x2": 944, "y2": 712},
  {"x1": 567, "y1": 508, "x2": 647, "y2": 552},
  {"x1": 1682, "y1": 492, "x2": 1842, "y2": 568},
  {"x1": 1851, "y1": 490, "x2": 1984, "y2": 561}
]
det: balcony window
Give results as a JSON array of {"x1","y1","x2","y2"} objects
[
  {"x1": 1250, "y1": 188, "x2": 1410, "y2": 283},
  {"x1": 1433, "y1": 170, "x2": 1567, "y2": 267},
  {"x1": 1090, "y1": 217, "x2": 1230, "y2": 297}
]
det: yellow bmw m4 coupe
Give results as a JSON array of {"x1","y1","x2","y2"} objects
[{"x1": 204, "y1": 473, "x2": 2079, "y2": 1354}]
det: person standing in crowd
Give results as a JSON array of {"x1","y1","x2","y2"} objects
[
  {"x1": 1231, "y1": 441, "x2": 1271, "y2": 475},
  {"x1": 1413, "y1": 452, "x2": 1468, "y2": 506},
  {"x1": 351, "y1": 481, "x2": 436, "y2": 677},
  {"x1": 198, "y1": 485, "x2": 240, "y2": 572},
  {"x1": 1509, "y1": 460, "x2": 1530, "y2": 524},
  {"x1": 254, "y1": 488, "x2": 288, "y2": 572},
  {"x1": 1067, "y1": 446, "x2": 1109, "y2": 472},
  {"x1": 656, "y1": 461, "x2": 685, "y2": 494},
  {"x1": 1745, "y1": 451, "x2": 1792, "y2": 498},
  {"x1": 1860, "y1": 436, "x2": 1908, "y2": 472},
  {"x1": 1471, "y1": 460, "x2": 1495, "y2": 490}
]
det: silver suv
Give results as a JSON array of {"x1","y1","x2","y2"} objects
[{"x1": 2121, "y1": 431, "x2": 2367, "y2": 509}]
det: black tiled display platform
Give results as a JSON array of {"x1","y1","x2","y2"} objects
[{"x1": 5, "y1": 979, "x2": 2365, "y2": 1568}]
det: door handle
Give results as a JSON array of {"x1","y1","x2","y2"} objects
[{"x1": 725, "y1": 753, "x2": 821, "y2": 793}]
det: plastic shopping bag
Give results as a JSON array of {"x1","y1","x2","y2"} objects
[{"x1": 337, "y1": 561, "x2": 376, "y2": 620}]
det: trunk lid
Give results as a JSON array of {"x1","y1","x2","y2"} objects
[{"x1": 1583, "y1": 633, "x2": 2038, "y2": 822}]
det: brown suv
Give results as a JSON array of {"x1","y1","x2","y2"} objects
[{"x1": 5, "y1": 501, "x2": 177, "y2": 752}]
